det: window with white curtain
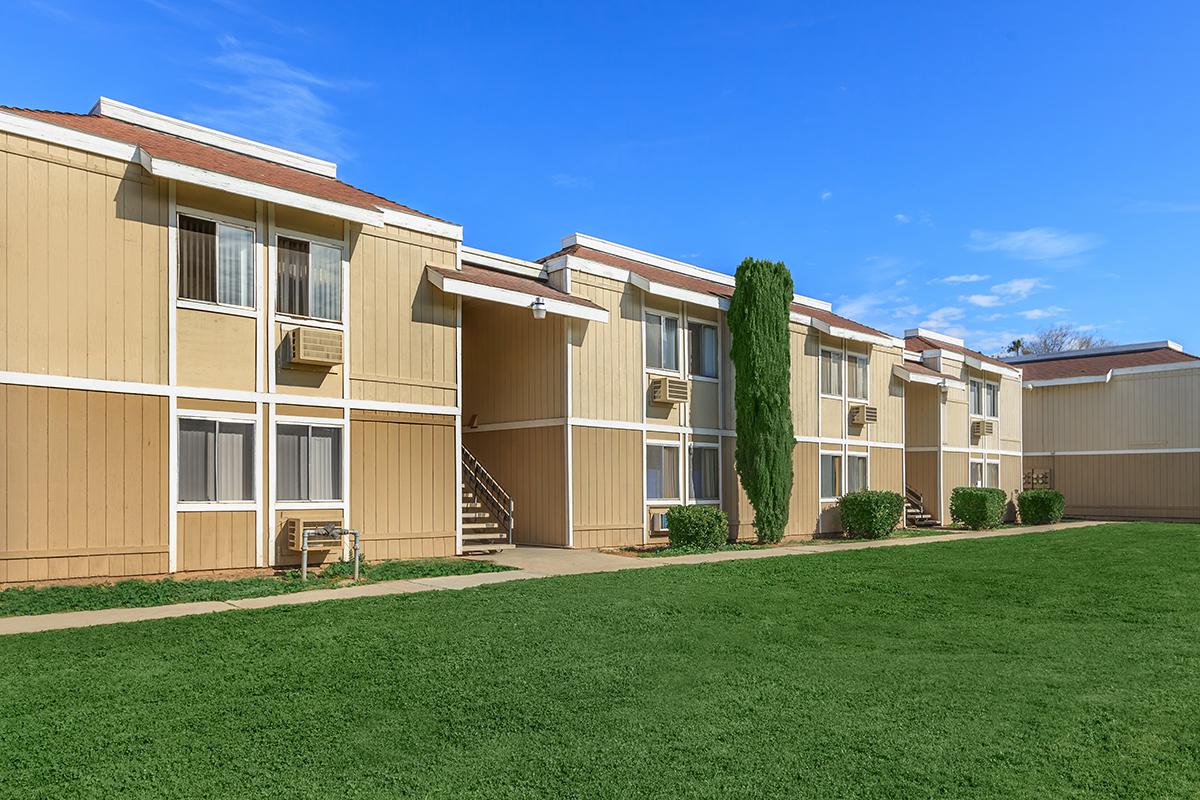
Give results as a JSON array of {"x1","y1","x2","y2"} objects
[
  {"x1": 847, "y1": 454, "x2": 869, "y2": 493},
  {"x1": 987, "y1": 461, "x2": 1000, "y2": 489},
  {"x1": 277, "y1": 424, "x2": 343, "y2": 501},
  {"x1": 970, "y1": 460, "x2": 984, "y2": 487},
  {"x1": 820, "y1": 349, "x2": 842, "y2": 396},
  {"x1": 846, "y1": 353, "x2": 869, "y2": 401},
  {"x1": 969, "y1": 379, "x2": 984, "y2": 416},
  {"x1": 688, "y1": 322, "x2": 718, "y2": 378},
  {"x1": 689, "y1": 444, "x2": 720, "y2": 502},
  {"x1": 646, "y1": 443, "x2": 680, "y2": 501},
  {"x1": 820, "y1": 453, "x2": 842, "y2": 499},
  {"x1": 178, "y1": 214, "x2": 255, "y2": 308},
  {"x1": 985, "y1": 382, "x2": 999, "y2": 418},
  {"x1": 178, "y1": 418, "x2": 255, "y2": 502},
  {"x1": 645, "y1": 312, "x2": 679, "y2": 371},
  {"x1": 277, "y1": 236, "x2": 343, "y2": 322}
]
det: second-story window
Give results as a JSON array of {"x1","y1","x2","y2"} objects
[
  {"x1": 986, "y1": 382, "x2": 999, "y2": 418},
  {"x1": 688, "y1": 322, "x2": 718, "y2": 378},
  {"x1": 846, "y1": 353, "x2": 869, "y2": 401},
  {"x1": 278, "y1": 236, "x2": 343, "y2": 322},
  {"x1": 969, "y1": 379, "x2": 983, "y2": 416},
  {"x1": 820, "y1": 349, "x2": 842, "y2": 396},
  {"x1": 646, "y1": 312, "x2": 678, "y2": 371},
  {"x1": 178, "y1": 214, "x2": 255, "y2": 308}
]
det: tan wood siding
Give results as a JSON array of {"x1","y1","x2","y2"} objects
[
  {"x1": 349, "y1": 224, "x2": 457, "y2": 406},
  {"x1": 721, "y1": 435, "x2": 754, "y2": 540},
  {"x1": 463, "y1": 425, "x2": 566, "y2": 547},
  {"x1": 0, "y1": 386, "x2": 167, "y2": 584},
  {"x1": 788, "y1": 441, "x2": 820, "y2": 538},
  {"x1": 869, "y1": 347, "x2": 905, "y2": 444},
  {"x1": 905, "y1": 382, "x2": 941, "y2": 448},
  {"x1": 944, "y1": 389, "x2": 968, "y2": 448},
  {"x1": 1027, "y1": 453, "x2": 1200, "y2": 521},
  {"x1": 905, "y1": 451, "x2": 939, "y2": 521},
  {"x1": 942, "y1": 451, "x2": 969, "y2": 522},
  {"x1": 176, "y1": 309, "x2": 256, "y2": 391},
  {"x1": 820, "y1": 397, "x2": 844, "y2": 439},
  {"x1": 999, "y1": 375, "x2": 1022, "y2": 451},
  {"x1": 462, "y1": 299, "x2": 565, "y2": 425},
  {"x1": 176, "y1": 511, "x2": 256, "y2": 572},
  {"x1": 869, "y1": 446, "x2": 904, "y2": 493},
  {"x1": 688, "y1": 379, "x2": 720, "y2": 429},
  {"x1": 570, "y1": 274, "x2": 643, "y2": 423},
  {"x1": 350, "y1": 413, "x2": 456, "y2": 560},
  {"x1": 790, "y1": 325, "x2": 820, "y2": 437},
  {"x1": 572, "y1": 425, "x2": 643, "y2": 548},
  {"x1": 1, "y1": 133, "x2": 167, "y2": 384}
]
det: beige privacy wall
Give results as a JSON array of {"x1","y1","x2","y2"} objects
[
  {"x1": 1, "y1": 132, "x2": 168, "y2": 383},
  {"x1": 0, "y1": 386, "x2": 168, "y2": 583},
  {"x1": 349, "y1": 224, "x2": 459, "y2": 407}
]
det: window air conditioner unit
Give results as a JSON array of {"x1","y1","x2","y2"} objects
[
  {"x1": 650, "y1": 377, "x2": 689, "y2": 405},
  {"x1": 284, "y1": 327, "x2": 343, "y2": 368},
  {"x1": 649, "y1": 511, "x2": 670, "y2": 533},
  {"x1": 972, "y1": 420, "x2": 995, "y2": 438},
  {"x1": 285, "y1": 518, "x2": 343, "y2": 552},
  {"x1": 849, "y1": 405, "x2": 878, "y2": 425}
]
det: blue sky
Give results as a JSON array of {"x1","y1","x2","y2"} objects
[{"x1": 8, "y1": 1, "x2": 1200, "y2": 353}]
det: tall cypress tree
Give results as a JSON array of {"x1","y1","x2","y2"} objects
[{"x1": 727, "y1": 257, "x2": 795, "y2": 543}]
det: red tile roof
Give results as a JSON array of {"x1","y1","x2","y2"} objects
[
  {"x1": 1014, "y1": 347, "x2": 1198, "y2": 381},
  {"x1": 3, "y1": 107, "x2": 447, "y2": 223},
  {"x1": 905, "y1": 334, "x2": 1013, "y2": 370},
  {"x1": 430, "y1": 263, "x2": 604, "y2": 311},
  {"x1": 543, "y1": 244, "x2": 895, "y2": 341}
]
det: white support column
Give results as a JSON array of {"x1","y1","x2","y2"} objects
[
  {"x1": 564, "y1": 313, "x2": 574, "y2": 548},
  {"x1": 455, "y1": 293, "x2": 463, "y2": 555},
  {"x1": 166, "y1": 181, "x2": 178, "y2": 573}
]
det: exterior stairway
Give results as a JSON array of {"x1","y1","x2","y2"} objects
[
  {"x1": 461, "y1": 447, "x2": 515, "y2": 554},
  {"x1": 904, "y1": 484, "x2": 940, "y2": 528}
]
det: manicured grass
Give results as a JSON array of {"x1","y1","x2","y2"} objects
[
  {"x1": 624, "y1": 541, "x2": 761, "y2": 557},
  {"x1": 3, "y1": 523, "x2": 1199, "y2": 798},
  {"x1": 0, "y1": 558, "x2": 512, "y2": 618}
]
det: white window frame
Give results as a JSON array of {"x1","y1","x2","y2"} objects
[
  {"x1": 176, "y1": 410, "x2": 258, "y2": 512},
  {"x1": 819, "y1": 450, "x2": 843, "y2": 502},
  {"x1": 687, "y1": 441, "x2": 721, "y2": 504},
  {"x1": 687, "y1": 320, "x2": 720, "y2": 382},
  {"x1": 273, "y1": 228, "x2": 346, "y2": 326},
  {"x1": 176, "y1": 208, "x2": 258, "y2": 314},
  {"x1": 644, "y1": 309, "x2": 682, "y2": 375},
  {"x1": 969, "y1": 378, "x2": 984, "y2": 417},
  {"x1": 820, "y1": 347, "x2": 843, "y2": 398},
  {"x1": 846, "y1": 351, "x2": 869, "y2": 402},
  {"x1": 275, "y1": 416, "x2": 347, "y2": 509},
  {"x1": 846, "y1": 452, "x2": 870, "y2": 494},
  {"x1": 985, "y1": 380, "x2": 1000, "y2": 420},
  {"x1": 969, "y1": 458, "x2": 1001, "y2": 488},
  {"x1": 986, "y1": 460, "x2": 1001, "y2": 489},
  {"x1": 645, "y1": 441, "x2": 683, "y2": 503}
]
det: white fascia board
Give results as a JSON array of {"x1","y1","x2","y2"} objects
[
  {"x1": 1023, "y1": 375, "x2": 1108, "y2": 388},
  {"x1": 963, "y1": 354, "x2": 1021, "y2": 379},
  {"x1": 1111, "y1": 360, "x2": 1200, "y2": 378},
  {"x1": 628, "y1": 272, "x2": 727, "y2": 310},
  {"x1": 427, "y1": 269, "x2": 608, "y2": 323},
  {"x1": 1025, "y1": 359, "x2": 1200, "y2": 388},
  {"x1": 806, "y1": 316, "x2": 903, "y2": 348},
  {"x1": 564, "y1": 233, "x2": 737, "y2": 289},
  {"x1": 891, "y1": 363, "x2": 966, "y2": 390},
  {"x1": 94, "y1": 97, "x2": 338, "y2": 178},
  {"x1": 461, "y1": 245, "x2": 545, "y2": 278},
  {"x1": 378, "y1": 207, "x2": 462, "y2": 241},
  {"x1": 137, "y1": 149, "x2": 385, "y2": 227},
  {"x1": 906, "y1": 327, "x2": 965, "y2": 347},
  {"x1": 0, "y1": 109, "x2": 137, "y2": 161},
  {"x1": 1005, "y1": 339, "x2": 1185, "y2": 364}
]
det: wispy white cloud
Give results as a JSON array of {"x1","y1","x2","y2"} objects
[
  {"x1": 966, "y1": 227, "x2": 1102, "y2": 261},
  {"x1": 894, "y1": 213, "x2": 910, "y2": 224},
  {"x1": 965, "y1": 294, "x2": 1002, "y2": 308},
  {"x1": 820, "y1": 191, "x2": 833, "y2": 201},
  {"x1": 188, "y1": 35, "x2": 360, "y2": 163},
  {"x1": 992, "y1": 277, "x2": 1049, "y2": 299},
  {"x1": 1017, "y1": 306, "x2": 1068, "y2": 320},
  {"x1": 933, "y1": 273, "x2": 989, "y2": 284},
  {"x1": 919, "y1": 306, "x2": 965, "y2": 332}
]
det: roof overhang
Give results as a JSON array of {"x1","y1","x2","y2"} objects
[
  {"x1": 963, "y1": 354, "x2": 1021, "y2": 379},
  {"x1": 629, "y1": 272, "x2": 728, "y2": 310},
  {"x1": 462, "y1": 246, "x2": 545, "y2": 279},
  {"x1": 426, "y1": 267, "x2": 609, "y2": 323},
  {"x1": 1024, "y1": 359, "x2": 1200, "y2": 388},
  {"x1": 795, "y1": 312, "x2": 904, "y2": 348},
  {"x1": 892, "y1": 363, "x2": 967, "y2": 390}
]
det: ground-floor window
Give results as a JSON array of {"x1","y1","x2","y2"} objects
[
  {"x1": 846, "y1": 453, "x2": 869, "y2": 493},
  {"x1": 689, "y1": 444, "x2": 719, "y2": 502},
  {"x1": 277, "y1": 424, "x2": 343, "y2": 501},
  {"x1": 646, "y1": 443, "x2": 681, "y2": 501},
  {"x1": 970, "y1": 459, "x2": 1001, "y2": 489},
  {"x1": 178, "y1": 418, "x2": 255, "y2": 502},
  {"x1": 820, "y1": 452, "x2": 842, "y2": 500}
]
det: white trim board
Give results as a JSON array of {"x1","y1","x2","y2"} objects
[
  {"x1": 461, "y1": 246, "x2": 545, "y2": 279},
  {"x1": 1025, "y1": 448, "x2": 1200, "y2": 457},
  {"x1": 427, "y1": 268, "x2": 609, "y2": 323},
  {"x1": 1024, "y1": 360, "x2": 1200, "y2": 388}
]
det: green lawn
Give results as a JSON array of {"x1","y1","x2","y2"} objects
[
  {"x1": 2, "y1": 522, "x2": 1198, "y2": 799},
  {"x1": 0, "y1": 558, "x2": 511, "y2": 618}
]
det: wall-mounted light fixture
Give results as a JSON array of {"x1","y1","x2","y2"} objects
[{"x1": 531, "y1": 297, "x2": 547, "y2": 320}]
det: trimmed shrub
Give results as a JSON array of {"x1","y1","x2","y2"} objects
[
  {"x1": 949, "y1": 487, "x2": 1006, "y2": 530},
  {"x1": 838, "y1": 491, "x2": 903, "y2": 539},
  {"x1": 666, "y1": 505, "x2": 730, "y2": 550},
  {"x1": 1018, "y1": 489, "x2": 1065, "y2": 525},
  {"x1": 728, "y1": 257, "x2": 796, "y2": 543}
]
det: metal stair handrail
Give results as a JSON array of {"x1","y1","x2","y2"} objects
[{"x1": 461, "y1": 446, "x2": 514, "y2": 542}]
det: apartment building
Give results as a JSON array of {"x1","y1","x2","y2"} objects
[
  {"x1": 0, "y1": 98, "x2": 465, "y2": 584},
  {"x1": 446, "y1": 234, "x2": 912, "y2": 545},
  {"x1": 901, "y1": 329, "x2": 1024, "y2": 524},
  {"x1": 1007, "y1": 341, "x2": 1199, "y2": 520}
]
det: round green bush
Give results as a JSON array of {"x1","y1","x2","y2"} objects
[
  {"x1": 949, "y1": 487, "x2": 1006, "y2": 530},
  {"x1": 1017, "y1": 488, "x2": 1065, "y2": 525},
  {"x1": 666, "y1": 505, "x2": 730, "y2": 549},
  {"x1": 838, "y1": 490, "x2": 903, "y2": 539}
]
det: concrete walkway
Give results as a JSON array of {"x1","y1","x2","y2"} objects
[{"x1": 0, "y1": 520, "x2": 1113, "y2": 636}]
